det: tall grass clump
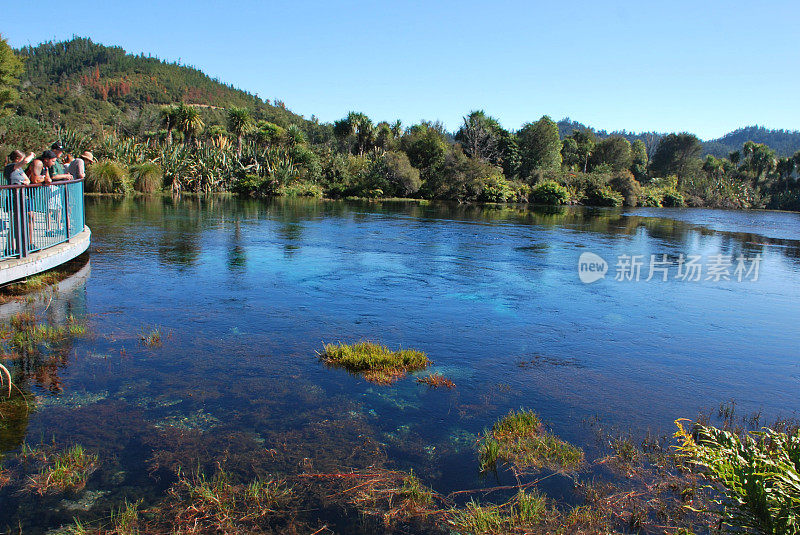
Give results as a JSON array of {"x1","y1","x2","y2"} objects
[
  {"x1": 130, "y1": 161, "x2": 163, "y2": 193},
  {"x1": 86, "y1": 160, "x2": 132, "y2": 194},
  {"x1": 320, "y1": 341, "x2": 429, "y2": 384},
  {"x1": 478, "y1": 409, "x2": 584, "y2": 472}
]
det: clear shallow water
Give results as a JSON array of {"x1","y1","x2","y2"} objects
[{"x1": 1, "y1": 197, "x2": 799, "y2": 532}]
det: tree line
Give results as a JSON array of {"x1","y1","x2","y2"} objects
[{"x1": 0, "y1": 35, "x2": 798, "y2": 210}]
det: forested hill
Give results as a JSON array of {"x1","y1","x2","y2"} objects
[
  {"x1": 556, "y1": 119, "x2": 800, "y2": 158},
  {"x1": 703, "y1": 126, "x2": 800, "y2": 158},
  {"x1": 15, "y1": 37, "x2": 313, "y2": 134}
]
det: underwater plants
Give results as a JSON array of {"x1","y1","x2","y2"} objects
[
  {"x1": 417, "y1": 372, "x2": 456, "y2": 389},
  {"x1": 319, "y1": 341, "x2": 429, "y2": 384},
  {"x1": 478, "y1": 409, "x2": 584, "y2": 472}
]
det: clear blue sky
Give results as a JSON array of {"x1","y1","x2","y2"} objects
[{"x1": 3, "y1": 0, "x2": 798, "y2": 139}]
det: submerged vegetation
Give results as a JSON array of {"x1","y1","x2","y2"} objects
[
  {"x1": 320, "y1": 341, "x2": 429, "y2": 384},
  {"x1": 416, "y1": 372, "x2": 456, "y2": 389},
  {"x1": 23, "y1": 443, "x2": 98, "y2": 495}
]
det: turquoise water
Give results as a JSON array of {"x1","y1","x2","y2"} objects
[{"x1": 1, "y1": 197, "x2": 799, "y2": 532}]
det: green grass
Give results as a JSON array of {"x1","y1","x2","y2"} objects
[
  {"x1": 398, "y1": 470, "x2": 433, "y2": 506},
  {"x1": 449, "y1": 500, "x2": 505, "y2": 534},
  {"x1": 478, "y1": 409, "x2": 584, "y2": 472},
  {"x1": 110, "y1": 499, "x2": 143, "y2": 535},
  {"x1": 29, "y1": 444, "x2": 98, "y2": 494},
  {"x1": 8, "y1": 313, "x2": 87, "y2": 352},
  {"x1": 320, "y1": 341, "x2": 429, "y2": 384}
]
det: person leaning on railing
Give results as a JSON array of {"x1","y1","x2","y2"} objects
[
  {"x1": 48, "y1": 142, "x2": 72, "y2": 181},
  {"x1": 23, "y1": 151, "x2": 55, "y2": 248},
  {"x1": 4, "y1": 150, "x2": 35, "y2": 185}
]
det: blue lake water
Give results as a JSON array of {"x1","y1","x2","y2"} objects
[{"x1": 1, "y1": 197, "x2": 799, "y2": 532}]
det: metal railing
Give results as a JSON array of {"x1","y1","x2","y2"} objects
[{"x1": 0, "y1": 179, "x2": 85, "y2": 261}]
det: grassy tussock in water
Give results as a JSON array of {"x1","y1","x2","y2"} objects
[
  {"x1": 320, "y1": 341, "x2": 429, "y2": 384},
  {"x1": 4, "y1": 312, "x2": 86, "y2": 352},
  {"x1": 479, "y1": 409, "x2": 584, "y2": 472},
  {"x1": 22, "y1": 443, "x2": 98, "y2": 495}
]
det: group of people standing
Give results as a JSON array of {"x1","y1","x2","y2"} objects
[
  {"x1": 2, "y1": 143, "x2": 95, "y2": 246},
  {"x1": 2, "y1": 142, "x2": 94, "y2": 186}
]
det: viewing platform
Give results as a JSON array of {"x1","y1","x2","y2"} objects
[{"x1": 0, "y1": 178, "x2": 89, "y2": 286}]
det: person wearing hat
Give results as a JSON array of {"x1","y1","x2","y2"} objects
[
  {"x1": 48, "y1": 142, "x2": 72, "y2": 181},
  {"x1": 68, "y1": 151, "x2": 94, "y2": 180}
]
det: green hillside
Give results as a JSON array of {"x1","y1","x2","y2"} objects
[{"x1": 14, "y1": 37, "x2": 325, "y2": 138}]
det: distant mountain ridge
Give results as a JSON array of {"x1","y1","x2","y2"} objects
[{"x1": 556, "y1": 119, "x2": 800, "y2": 158}]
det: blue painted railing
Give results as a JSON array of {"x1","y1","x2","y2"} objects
[{"x1": 0, "y1": 179, "x2": 85, "y2": 261}]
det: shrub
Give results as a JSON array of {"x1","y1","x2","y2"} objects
[
  {"x1": 231, "y1": 173, "x2": 277, "y2": 197},
  {"x1": 530, "y1": 180, "x2": 569, "y2": 205},
  {"x1": 638, "y1": 187, "x2": 663, "y2": 207},
  {"x1": 661, "y1": 189, "x2": 685, "y2": 207},
  {"x1": 675, "y1": 421, "x2": 800, "y2": 535},
  {"x1": 583, "y1": 183, "x2": 623, "y2": 207},
  {"x1": 86, "y1": 160, "x2": 132, "y2": 194},
  {"x1": 277, "y1": 181, "x2": 323, "y2": 198},
  {"x1": 130, "y1": 162, "x2": 163, "y2": 194},
  {"x1": 609, "y1": 170, "x2": 641, "y2": 206},
  {"x1": 479, "y1": 175, "x2": 515, "y2": 202}
]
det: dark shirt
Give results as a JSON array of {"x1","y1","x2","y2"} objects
[
  {"x1": 2, "y1": 163, "x2": 13, "y2": 184},
  {"x1": 49, "y1": 159, "x2": 66, "y2": 180}
]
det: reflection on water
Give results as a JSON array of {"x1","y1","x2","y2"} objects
[{"x1": 1, "y1": 197, "x2": 799, "y2": 532}]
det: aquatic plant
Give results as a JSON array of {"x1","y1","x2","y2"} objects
[
  {"x1": 478, "y1": 409, "x2": 584, "y2": 472},
  {"x1": 416, "y1": 372, "x2": 455, "y2": 389},
  {"x1": 398, "y1": 469, "x2": 433, "y2": 507},
  {"x1": 448, "y1": 490, "x2": 549, "y2": 534},
  {"x1": 162, "y1": 468, "x2": 294, "y2": 532},
  {"x1": 110, "y1": 499, "x2": 143, "y2": 535},
  {"x1": 139, "y1": 326, "x2": 163, "y2": 348},
  {"x1": 320, "y1": 341, "x2": 429, "y2": 384},
  {"x1": 8, "y1": 313, "x2": 86, "y2": 353},
  {"x1": 675, "y1": 419, "x2": 800, "y2": 535},
  {"x1": 26, "y1": 444, "x2": 98, "y2": 495}
]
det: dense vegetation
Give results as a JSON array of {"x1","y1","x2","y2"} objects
[{"x1": 1, "y1": 35, "x2": 799, "y2": 210}]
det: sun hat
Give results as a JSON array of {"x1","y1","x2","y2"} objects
[{"x1": 80, "y1": 151, "x2": 95, "y2": 162}]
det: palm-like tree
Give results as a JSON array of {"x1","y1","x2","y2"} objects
[
  {"x1": 159, "y1": 105, "x2": 179, "y2": 144},
  {"x1": 176, "y1": 103, "x2": 204, "y2": 147},
  {"x1": 285, "y1": 124, "x2": 307, "y2": 146},
  {"x1": 227, "y1": 107, "x2": 252, "y2": 157}
]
